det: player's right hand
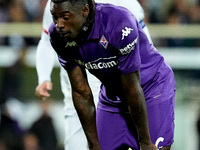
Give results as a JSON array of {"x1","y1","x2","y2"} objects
[{"x1": 35, "y1": 81, "x2": 53, "y2": 100}]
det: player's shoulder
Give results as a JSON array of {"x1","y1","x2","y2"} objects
[
  {"x1": 95, "y1": 3, "x2": 138, "y2": 40},
  {"x1": 96, "y1": 3, "x2": 137, "y2": 29},
  {"x1": 95, "y1": 3, "x2": 137, "y2": 32},
  {"x1": 96, "y1": 3, "x2": 134, "y2": 20}
]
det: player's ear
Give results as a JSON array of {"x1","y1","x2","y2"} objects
[{"x1": 82, "y1": 4, "x2": 89, "y2": 17}]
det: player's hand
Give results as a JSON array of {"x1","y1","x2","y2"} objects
[
  {"x1": 35, "y1": 81, "x2": 53, "y2": 100},
  {"x1": 140, "y1": 143, "x2": 157, "y2": 150}
]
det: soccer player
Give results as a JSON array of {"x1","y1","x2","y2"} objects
[
  {"x1": 35, "y1": 0, "x2": 157, "y2": 150},
  {"x1": 49, "y1": 0, "x2": 176, "y2": 150}
]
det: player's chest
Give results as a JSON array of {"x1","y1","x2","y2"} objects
[{"x1": 75, "y1": 41, "x2": 119, "y2": 71}]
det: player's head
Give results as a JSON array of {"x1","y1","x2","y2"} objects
[{"x1": 50, "y1": 0, "x2": 95, "y2": 41}]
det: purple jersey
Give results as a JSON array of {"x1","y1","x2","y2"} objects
[{"x1": 49, "y1": 3, "x2": 176, "y2": 112}]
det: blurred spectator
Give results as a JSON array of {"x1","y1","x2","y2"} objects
[
  {"x1": 0, "y1": 0, "x2": 47, "y2": 23},
  {"x1": 0, "y1": 0, "x2": 12, "y2": 22},
  {"x1": 148, "y1": 0, "x2": 163, "y2": 23},
  {"x1": 0, "y1": 103, "x2": 25, "y2": 150},
  {"x1": 188, "y1": 3, "x2": 200, "y2": 23},
  {"x1": 0, "y1": 34, "x2": 27, "y2": 104},
  {"x1": 161, "y1": 0, "x2": 200, "y2": 47},
  {"x1": 0, "y1": 55, "x2": 23, "y2": 103},
  {"x1": 8, "y1": 0, "x2": 27, "y2": 22},
  {"x1": 24, "y1": 0, "x2": 47, "y2": 22},
  {"x1": 0, "y1": 34, "x2": 27, "y2": 149},
  {"x1": 27, "y1": 100, "x2": 59, "y2": 150},
  {"x1": 0, "y1": 0, "x2": 12, "y2": 45},
  {"x1": 0, "y1": 0, "x2": 46, "y2": 46},
  {"x1": 23, "y1": 131, "x2": 40, "y2": 150},
  {"x1": 167, "y1": 0, "x2": 189, "y2": 24},
  {"x1": 138, "y1": 0, "x2": 200, "y2": 25},
  {"x1": 137, "y1": 0, "x2": 151, "y2": 23},
  {"x1": 164, "y1": 3, "x2": 187, "y2": 47}
]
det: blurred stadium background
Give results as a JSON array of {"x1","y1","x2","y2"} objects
[{"x1": 1, "y1": 0, "x2": 200, "y2": 150}]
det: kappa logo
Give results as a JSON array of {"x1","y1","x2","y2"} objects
[
  {"x1": 65, "y1": 41, "x2": 77, "y2": 47},
  {"x1": 121, "y1": 27, "x2": 133, "y2": 40},
  {"x1": 100, "y1": 35, "x2": 108, "y2": 49}
]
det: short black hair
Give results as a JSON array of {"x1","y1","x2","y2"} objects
[
  {"x1": 51, "y1": 0, "x2": 95, "y2": 23},
  {"x1": 51, "y1": 0, "x2": 93, "y2": 12},
  {"x1": 51, "y1": 0, "x2": 88, "y2": 5}
]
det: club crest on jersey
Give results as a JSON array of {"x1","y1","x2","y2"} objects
[
  {"x1": 100, "y1": 35, "x2": 108, "y2": 49},
  {"x1": 121, "y1": 27, "x2": 133, "y2": 40},
  {"x1": 65, "y1": 41, "x2": 77, "y2": 47}
]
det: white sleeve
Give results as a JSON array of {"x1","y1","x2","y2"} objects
[
  {"x1": 36, "y1": 32, "x2": 56, "y2": 84},
  {"x1": 36, "y1": 0, "x2": 56, "y2": 84}
]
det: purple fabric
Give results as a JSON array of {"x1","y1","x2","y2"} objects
[
  {"x1": 49, "y1": 3, "x2": 176, "y2": 112},
  {"x1": 96, "y1": 95, "x2": 175, "y2": 150}
]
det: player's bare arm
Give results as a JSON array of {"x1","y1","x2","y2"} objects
[
  {"x1": 35, "y1": 81, "x2": 53, "y2": 100},
  {"x1": 121, "y1": 70, "x2": 157, "y2": 150},
  {"x1": 67, "y1": 66, "x2": 101, "y2": 150}
]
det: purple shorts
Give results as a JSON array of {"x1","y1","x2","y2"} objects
[{"x1": 96, "y1": 95, "x2": 175, "y2": 150}]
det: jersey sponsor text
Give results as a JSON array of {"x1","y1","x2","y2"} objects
[{"x1": 75, "y1": 57, "x2": 118, "y2": 69}]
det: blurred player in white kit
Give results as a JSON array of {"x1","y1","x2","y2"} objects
[{"x1": 35, "y1": 0, "x2": 152, "y2": 149}]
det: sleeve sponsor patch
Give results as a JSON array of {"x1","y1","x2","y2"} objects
[{"x1": 119, "y1": 37, "x2": 138, "y2": 55}]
